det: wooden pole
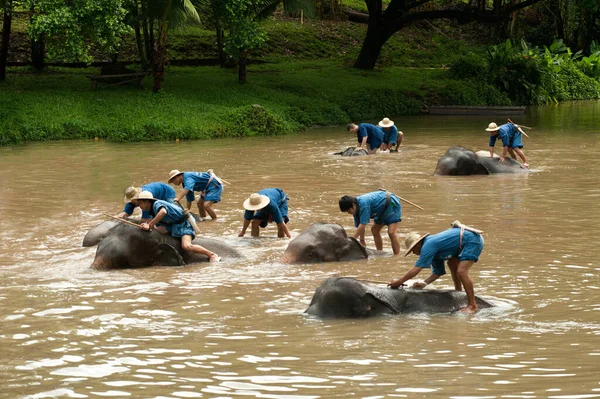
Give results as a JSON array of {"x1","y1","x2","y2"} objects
[
  {"x1": 508, "y1": 118, "x2": 530, "y2": 139},
  {"x1": 398, "y1": 196, "x2": 425, "y2": 211},
  {"x1": 103, "y1": 213, "x2": 144, "y2": 229}
]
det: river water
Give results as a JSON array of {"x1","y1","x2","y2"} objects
[{"x1": 1, "y1": 101, "x2": 599, "y2": 399}]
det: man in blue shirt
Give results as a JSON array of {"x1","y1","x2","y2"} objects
[
  {"x1": 378, "y1": 117, "x2": 404, "y2": 152},
  {"x1": 168, "y1": 169, "x2": 223, "y2": 220},
  {"x1": 389, "y1": 227, "x2": 485, "y2": 313},
  {"x1": 137, "y1": 191, "x2": 221, "y2": 262},
  {"x1": 339, "y1": 190, "x2": 402, "y2": 255},
  {"x1": 118, "y1": 182, "x2": 176, "y2": 222},
  {"x1": 239, "y1": 188, "x2": 291, "y2": 238},
  {"x1": 346, "y1": 123, "x2": 384, "y2": 154},
  {"x1": 486, "y1": 122, "x2": 529, "y2": 168}
]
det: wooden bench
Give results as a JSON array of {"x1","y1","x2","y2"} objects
[{"x1": 86, "y1": 72, "x2": 150, "y2": 89}]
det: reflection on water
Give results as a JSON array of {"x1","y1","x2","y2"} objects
[{"x1": 1, "y1": 101, "x2": 599, "y2": 398}]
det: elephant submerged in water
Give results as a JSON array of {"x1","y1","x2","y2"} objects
[
  {"x1": 434, "y1": 146, "x2": 529, "y2": 176},
  {"x1": 282, "y1": 223, "x2": 385, "y2": 263},
  {"x1": 282, "y1": 223, "x2": 367, "y2": 263},
  {"x1": 333, "y1": 147, "x2": 370, "y2": 156},
  {"x1": 305, "y1": 277, "x2": 494, "y2": 318},
  {"x1": 84, "y1": 220, "x2": 241, "y2": 270}
]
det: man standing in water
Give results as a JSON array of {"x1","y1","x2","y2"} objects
[
  {"x1": 339, "y1": 190, "x2": 402, "y2": 255},
  {"x1": 137, "y1": 191, "x2": 221, "y2": 262},
  {"x1": 346, "y1": 122, "x2": 384, "y2": 154},
  {"x1": 486, "y1": 122, "x2": 529, "y2": 168},
  {"x1": 389, "y1": 226, "x2": 484, "y2": 313},
  {"x1": 239, "y1": 188, "x2": 291, "y2": 238},
  {"x1": 168, "y1": 169, "x2": 223, "y2": 220}
]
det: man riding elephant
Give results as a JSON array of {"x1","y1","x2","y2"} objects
[
  {"x1": 137, "y1": 191, "x2": 221, "y2": 262},
  {"x1": 346, "y1": 122, "x2": 384, "y2": 154},
  {"x1": 117, "y1": 182, "x2": 176, "y2": 222}
]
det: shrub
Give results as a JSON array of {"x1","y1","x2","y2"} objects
[
  {"x1": 448, "y1": 53, "x2": 489, "y2": 81},
  {"x1": 216, "y1": 104, "x2": 293, "y2": 137},
  {"x1": 438, "y1": 80, "x2": 512, "y2": 106}
]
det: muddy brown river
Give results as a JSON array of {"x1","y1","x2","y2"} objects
[{"x1": 1, "y1": 101, "x2": 599, "y2": 399}]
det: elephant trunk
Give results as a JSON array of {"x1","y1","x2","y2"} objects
[{"x1": 90, "y1": 255, "x2": 114, "y2": 270}]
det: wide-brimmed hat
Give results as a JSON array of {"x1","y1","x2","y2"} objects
[
  {"x1": 123, "y1": 186, "x2": 142, "y2": 203},
  {"x1": 485, "y1": 122, "x2": 500, "y2": 132},
  {"x1": 243, "y1": 193, "x2": 270, "y2": 211},
  {"x1": 378, "y1": 117, "x2": 395, "y2": 128},
  {"x1": 404, "y1": 232, "x2": 430, "y2": 257},
  {"x1": 168, "y1": 169, "x2": 183, "y2": 183},
  {"x1": 137, "y1": 191, "x2": 157, "y2": 201}
]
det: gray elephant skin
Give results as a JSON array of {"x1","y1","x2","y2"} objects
[
  {"x1": 434, "y1": 146, "x2": 529, "y2": 175},
  {"x1": 306, "y1": 277, "x2": 494, "y2": 318},
  {"x1": 84, "y1": 221, "x2": 241, "y2": 270},
  {"x1": 333, "y1": 147, "x2": 370, "y2": 156},
  {"x1": 282, "y1": 223, "x2": 369, "y2": 263}
]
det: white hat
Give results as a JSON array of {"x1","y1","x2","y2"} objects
[
  {"x1": 168, "y1": 169, "x2": 183, "y2": 183},
  {"x1": 243, "y1": 193, "x2": 270, "y2": 211},
  {"x1": 137, "y1": 191, "x2": 157, "y2": 201},
  {"x1": 123, "y1": 186, "x2": 142, "y2": 203},
  {"x1": 404, "y1": 232, "x2": 430, "y2": 257},
  {"x1": 485, "y1": 122, "x2": 500, "y2": 132},
  {"x1": 378, "y1": 117, "x2": 395, "y2": 128}
]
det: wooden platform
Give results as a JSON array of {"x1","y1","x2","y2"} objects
[{"x1": 427, "y1": 106, "x2": 526, "y2": 116}]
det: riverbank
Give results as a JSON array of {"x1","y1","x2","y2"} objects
[{"x1": 2, "y1": 61, "x2": 490, "y2": 145}]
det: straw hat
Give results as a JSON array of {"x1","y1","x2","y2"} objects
[
  {"x1": 137, "y1": 191, "x2": 157, "y2": 201},
  {"x1": 123, "y1": 186, "x2": 142, "y2": 203},
  {"x1": 485, "y1": 122, "x2": 500, "y2": 132},
  {"x1": 168, "y1": 169, "x2": 183, "y2": 183},
  {"x1": 404, "y1": 232, "x2": 430, "y2": 257},
  {"x1": 243, "y1": 193, "x2": 270, "y2": 211},
  {"x1": 378, "y1": 117, "x2": 395, "y2": 128}
]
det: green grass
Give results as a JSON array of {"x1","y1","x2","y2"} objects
[{"x1": 0, "y1": 61, "x2": 452, "y2": 145}]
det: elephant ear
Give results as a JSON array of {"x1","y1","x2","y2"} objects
[
  {"x1": 335, "y1": 237, "x2": 369, "y2": 261},
  {"x1": 153, "y1": 243, "x2": 186, "y2": 266}
]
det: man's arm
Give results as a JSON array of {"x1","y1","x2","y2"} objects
[
  {"x1": 239, "y1": 218, "x2": 251, "y2": 237},
  {"x1": 411, "y1": 273, "x2": 441, "y2": 289},
  {"x1": 354, "y1": 224, "x2": 367, "y2": 246},
  {"x1": 277, "y1": 222, "x2": 291, "y2": 238},
  {"x1": 499, "y1": 146, "x2": 509, "y2": 163},
  {"x1": 141, "y1": 208, "x2": 167, "y2": 230},
  {"x1": 389, "y1": 266, "x2": 422, "y2": 288},
  {"x1": 358, "y1": 136, "x2": 367, "y2": 149}
]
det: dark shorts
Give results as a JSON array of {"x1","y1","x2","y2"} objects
[{"x1": 458, "y1": 234, "x2": 484, "y2": 262}]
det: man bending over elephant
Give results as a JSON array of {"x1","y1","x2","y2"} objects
[
  {"x1": 339, "y1": 190, "x2": 402, "y2": 255},
  {"x1": 239, "y1": 188, "x2": 291, "y2": 238},
  {"x1": 137, "y1": 191, "x2": 221, "y2": 262},
  {"x1": 168, "y1": 169, "x2": 223, "y2": 220},
  {"x1": 389, "y1": 227, "x2": 484, "y2": 313},
  {"x1": 117, "y1": 182, "x2": 176, "y2": 222},
  {"x1": 486, "y1": 122, "x2": 529, "y2": 168},
  {"x1": 346, "y1": 122, "x2": 384, "y2": 154}
]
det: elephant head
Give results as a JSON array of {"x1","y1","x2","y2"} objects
[{"x1": 281, "y1": 223, "x2": 368, "y2": 263}]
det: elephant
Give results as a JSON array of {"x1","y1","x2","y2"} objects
[
  {"x1": 85, "y1": 221, "x2": 242, "y2": 270},
  {"x1": 305, "y1": 277, "x2": 495, "y2": 318},
  {"x1": 434, "y1": 146, "x2": 529, "y2": 176},
  {"x1": 281, "y1": 223, "x2": 373, "y2": 263},
  {"x1": 333, "y1": 147, "x2": 369, "y2": 156}
]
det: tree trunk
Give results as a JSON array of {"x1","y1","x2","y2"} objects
[
  {"x1": 354, "y1": 25, "x2": 388, "y2": 70},
  {"x1": 215, "y1": 17, "x2": 225, "y2": 67},
  {"x1": 238, "y1": 54, "x2": 247, "y2": 83},
  {"x1": 0, "y1": 0, "x2": 13, "y2": 81},
  {"x1": 29, "y1": 3, "x2": 45, "y2": 71},
  {"x1": 132, "y1": 1, "x2": 148, "y2": 68},
  {"x1": 152, "y1": 28, "x2": 168, "y2": 93}
]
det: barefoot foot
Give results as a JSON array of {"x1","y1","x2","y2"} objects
[
  {"x1": 460, "y1": 305, "x2": 478, "y2": 314},
  {"x1": 209, "y1": 253, "x2": 221, "y2": 263}
]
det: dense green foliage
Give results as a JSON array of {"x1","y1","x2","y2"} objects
[{"x1": 448, "y1": 39, "x2": 600, "y2": 105}]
